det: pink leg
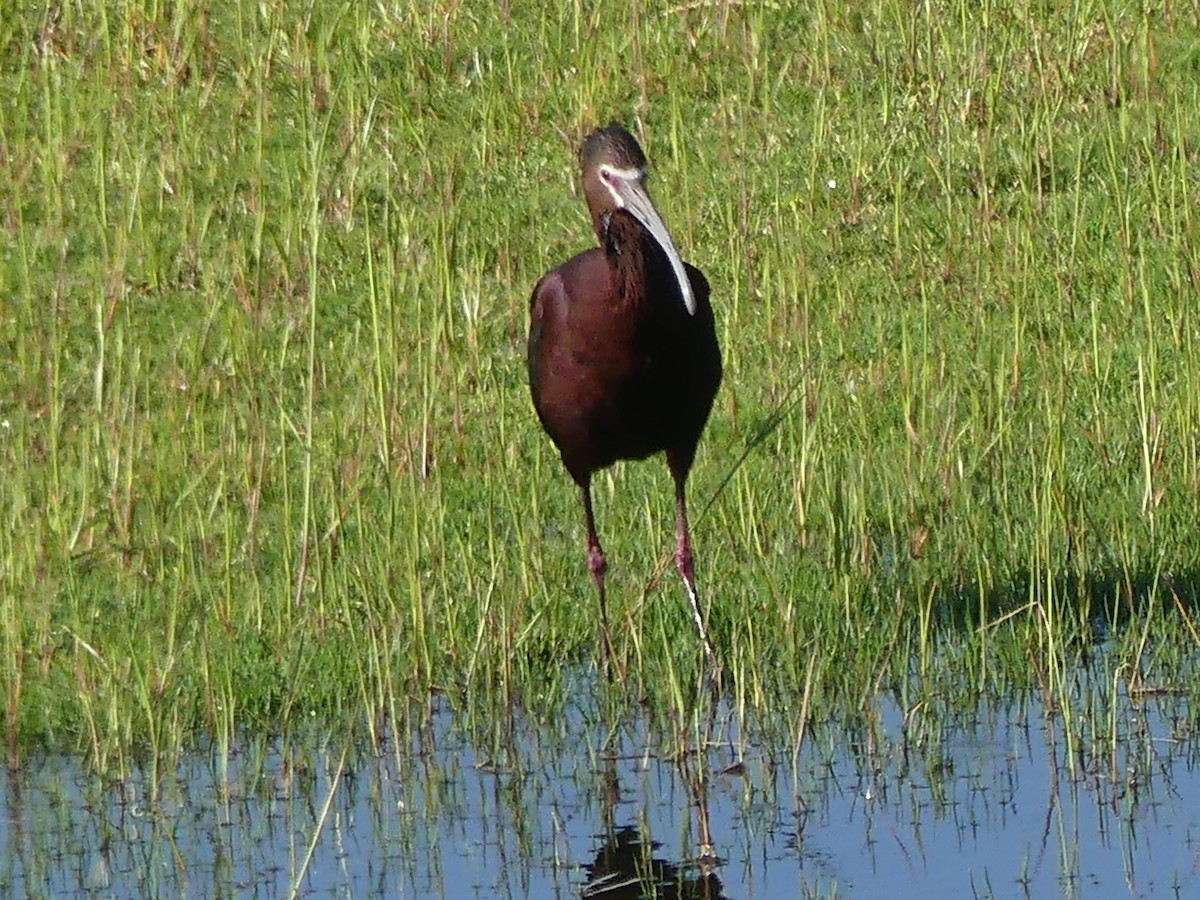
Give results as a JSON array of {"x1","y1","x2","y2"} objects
[
  {"x1": 675, "y1": 498, "x2": 696, "y2": 591},
  {"x1": 582, "y1": 483, "x2": 614, "y2": 669},
  {"x1": 672, "y1": 474, "x2": 719, "y2": 673}
]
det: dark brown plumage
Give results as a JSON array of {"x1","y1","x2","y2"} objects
[{"x1": 527, "y1": 123, "x2": 722, "y2": 670}]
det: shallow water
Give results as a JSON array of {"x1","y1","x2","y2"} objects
[{"x1": 2, "y1": 686, "x2": 1197, "y2": 898}]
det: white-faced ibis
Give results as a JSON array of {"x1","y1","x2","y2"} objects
[{"x1": 527, "y1": 123, "x2": 722, "y2": 671}]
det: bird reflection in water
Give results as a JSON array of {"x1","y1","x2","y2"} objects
[
  {"x1": 582, "y1": 826, "x2": 727, "y2": 900},
  {"x1": 581, "y1": 742, "x2": 726, "y2": 899}
]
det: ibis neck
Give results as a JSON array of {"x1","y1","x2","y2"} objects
[{"x1": 604, "y1": 211, "x2": 656, "y2": 309}]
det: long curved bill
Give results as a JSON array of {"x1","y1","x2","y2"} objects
[{"x1": 609, "y1": 173, "x2": 696, "y2": 316}]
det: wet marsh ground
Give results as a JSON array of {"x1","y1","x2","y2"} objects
[{"x1": 3, "y1": 1, "x2": 1200, "y2": 895}]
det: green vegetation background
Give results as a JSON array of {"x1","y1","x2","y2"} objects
[{"x1": 3, "y1": 1, "x2": 1200, "y2": 772}]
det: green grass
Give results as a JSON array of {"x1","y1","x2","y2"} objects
[{"x1": 3, "y1": 0, "x2": 1200, "y2": 774}]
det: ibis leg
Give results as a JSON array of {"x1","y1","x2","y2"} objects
[
  {"x1": 671, "y1": 473, "x2": 719, "y2": 673},
  {"x1": 581, "y1": 482, "x2": 614, "y2": 669}
]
